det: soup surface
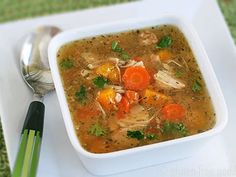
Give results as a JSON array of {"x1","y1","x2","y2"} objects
[{"x1": 57, "y1": 25, "x2": 215, "y2": 153}]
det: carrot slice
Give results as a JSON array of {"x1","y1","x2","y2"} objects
[
  {"x1": 162, "y1": 103, "x2": 185, "y2": 121},
  {"x1": 125, "y1": 90, "x2": 139, "y2": 105},
  {"x1": 117, "y1": 96, "x2": 130, "y2": 119},
  {"x1": 122, "y1": 66, "x2": 150, "y2": 91}
]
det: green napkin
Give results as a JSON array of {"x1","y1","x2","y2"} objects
[
  {"x1": 0, "y1": 0, "x2": 133, "y2": 23},
  {"x1": 218, "y1": 0, "x2": 236, "y2": 41}
]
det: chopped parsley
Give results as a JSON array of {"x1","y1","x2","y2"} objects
[
  {"x1": 175, "y1": 70, "x2": 183, "y2": 78},
  {"x1": 89, "y1": 122, "x2": 106, "y2": 136},
  {"x1": 120, "y1": 52, "x2": 130, "y2": 60},
  {"x1": 146, "y1": 133, "x2": 157, "y2": 140},
  {"x1": 162, "y1": 122, "x2": 188, "y2": 136},
  {"x1": 111, "y1": 41, "x2": 122, "y2": 52},
  {"x1": 127, "y1": 130, "x2": 158, "y2": 140},
  {"x1": 92, "y1": 76, "x2": 108, "y2": 88},
  {"x1": 75, "y1": 85, "x2": 87, "y2": 103},
  {"x1": 59, "y1": 58, "x2": 74, "y2": 69},
  {"x1": 192, "y1": 80, "x2": 202, "y2": 92},
  {"x1": 127, "y1": 130, "x2": 144, "y2": 140},
  {"x1": 111, "y1": 41, "x2": 130, "y2": 60},
  {"x1": 156, "y1": 36, "x2": 172, "y2": 48},
  {"x1": 175, "y1": 123, "x2": 188, "y2": 136}
]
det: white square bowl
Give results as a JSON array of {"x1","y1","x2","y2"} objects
[{"x1": 48, "y1": 15, "x2": 228, "y2": 175}]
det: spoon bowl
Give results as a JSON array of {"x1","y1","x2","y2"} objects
[{"x1": 20, "y1": 26, "x2": 61, "y2": 98}]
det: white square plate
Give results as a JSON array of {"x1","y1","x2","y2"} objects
[{"x1": 0, "y1": 0, "x2": 236, "y2": 177}]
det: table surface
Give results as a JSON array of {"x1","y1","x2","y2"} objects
[{"x1": 0, "y1": 0, "x2": 235, "y2": 176}]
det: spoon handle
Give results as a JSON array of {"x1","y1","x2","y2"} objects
[{"x1": 12, "y1": 101, "x2": 45, "y2": 177}]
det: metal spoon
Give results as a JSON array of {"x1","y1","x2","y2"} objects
[{"x1": 12, "y1": 26, "x2": 61, "y2": 177}]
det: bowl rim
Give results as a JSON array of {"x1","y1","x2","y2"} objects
[{"x1": 48, "y1": 14, "x2": 228, "y2": 159}]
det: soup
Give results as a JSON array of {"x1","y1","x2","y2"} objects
[{"x1": 57, "y1": 25, "x2": 215, "y2": 153}]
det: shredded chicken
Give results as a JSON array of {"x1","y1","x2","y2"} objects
[
  {"x1": 96, "y1": 101, "x2": 106, "y2": 118},
  {"x1": 80, "y1": 69, "x2": 92, "y2": 77},
  {"x1": 167, "y1": 60, "x2": 182, "y2": 67},
  {"x1": 105, "y1": 85, "x2": 125, "y2": 93},
  {"x1": 119, "y1": 60, "x2": 144, "y2": 68},
  {"x1": 181, "y1": 58, "x2": 189, "y2": 71},
  {"x1": 139, "y1": 31, "x2": 158, "y2": 45},
  {"x1": 111, "y1": 127, "x2": 140, "y2": 149},
  {"x1": 109, "y1": 105, "x2": 153, "y2": 149},
  {"x1": 108, "y1": 57, "x2": 121, "y2": 64},
  {"x1": 162, "y1": 63, "x2": 173, "y2": 74},
  {"x1": 150, "y1": 54, "x2": 162, "y2": 69},
  {"x1": 154, "y1": 70, "x2": 185, "y2": 89},
  {"x1": 115, "y1": 93, "x2": 122, "y2": 103},
  {"x1": 117, "y1": 105, "x2": 152, "y2": 129},
  {"x1": 80, "y1": 69, "x2": 97, "y2": 80},
  {"x1": 151, "y1": 54, "x2": 161, "y2": 62}
]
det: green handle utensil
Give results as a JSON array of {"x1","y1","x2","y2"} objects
[{"x1": 12, "y1": 101, "x2": 45, "y2": 177}]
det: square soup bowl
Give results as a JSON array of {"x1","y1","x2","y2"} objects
[{"x1": 48, "y1": 15, "x2": 228, "y2": 175}]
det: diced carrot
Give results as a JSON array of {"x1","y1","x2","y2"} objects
[
  {"x1": 141, "y1": 89, "x2": 170, "y2": 106},
  {"x1": 95, "y1": 63, "x2": 120, "y2": 84},
  {"x1": 122, "y1": 66, "x2": 150, "y2": 91},
  {"x1": 97, "y1": 88, "x2": 116, "y2": 111},
  {"x1": 162, "y1": 103, "x2": 185, "y2": 121},
  {"x1": 117, "y1": 96, "x2": 130, "y2": 119},
  {"x1": 158, "y1": 50, "x2": 172, "y2": 61},
  {"x1": 125, "y1": 90, "x2": 139, "y2": 105}
]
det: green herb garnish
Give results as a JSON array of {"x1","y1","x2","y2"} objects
[
  {"x1": 162, "y1": 122, "x2": 173, "y2": 133},
  {"x1": 156, "y1": 36, "x2": 172, "y2": 48},
  {"x1": 162, "y1": 122, "x2": 188, "y2": 136},
  {"x1": 127, "y1": 130, "x2": 144, "y2": 140},
  {"x1": 175, "y1": 70, "x2": 183, "y2": 78},
  {"x1": 175, "y1": 123, "x2": 188, "y2": 136},
  {"x1": 92, "y1": 76, "x2": 108, "y2": 88},
  {"x1": 89, "y1": 122, "x2": 106, "y2": 136},
  {"x1": 192, "y1": 80, "x2": 202, "y2": 92},
  {"x1": 111, "y1": 41, "x2": 130, "y2": 60},
  {"x1": 75, "y1": 85, "x2": 87, "y2": 102},
  {"x1": 59, "y1": 58, "x2": 74, "y2": 69},
  {"x1": 146, "y1": 134, "x2": 157, "y2": 140},
  {"x1": 120, "y1": 52, "x2": 130, "y2": 60},
  {"x1": 111, "y1": 41, "x2": 122, "y2": 52}
]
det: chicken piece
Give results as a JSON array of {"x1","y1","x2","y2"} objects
[
  {"x1": 154, "y1": 70, "x2": 185, "y2": 89},
  {"x1": 119, "y1": 60, "x2": 144, "y2": 68},
  {"x1": 111, "y1": 128, "x2": 140, "y2": 149},
  {"x1": 109, "y1": 105, "x2": 156, "y2": 149},
  {"x1": 139, "y1": 31, "x2": 158, "y2": 45},
  {"x1": 105, "y1": 85, "x2": 125, "y2": 93},
  {"x1": 117, "y1": 104, "x2": 151, "y2": 129}
]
